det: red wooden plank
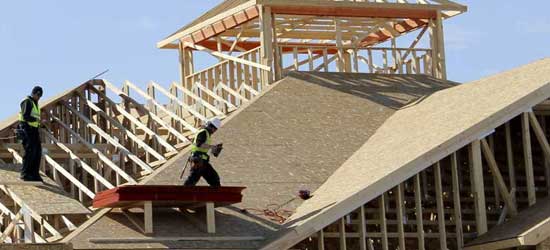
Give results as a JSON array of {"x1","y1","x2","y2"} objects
[{"x1": 93, "y1": 186, "x2": 246, "y2": 209}]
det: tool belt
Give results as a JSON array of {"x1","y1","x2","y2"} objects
[{"x1": 189, "y1": 152, "x2": 209, "y2": 169}]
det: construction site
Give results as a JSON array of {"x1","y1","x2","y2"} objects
[{"x1": 1, "y1": 0, "x2": 550, "y2": 250}]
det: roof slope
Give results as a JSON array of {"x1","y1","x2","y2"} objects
[
  {"x1": 70, "y1": 72, "x2": 455, "y2": 249},
  {"x1": 262, "y1": 58, "x2": 550, "y2": 249},
  {"x1": 0, "y1": 164, "x2": 90, "y2": 215},
  {"x1": 464, "y1": 197, "x2": 550, "y2": 250}
]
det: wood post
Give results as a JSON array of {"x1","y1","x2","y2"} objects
[
  {"x1": 260, "y1": 5, "x2": 274, "y2": 88},
  {"x1": 335, "y1": 19, "x2": 345, "y2": 73},
  {"x1": 522, "y1": 113, "x2": 536, "y2": 206},
  {"x1": 318, "y1": 230, "x2": 325, "y2": 250},
  {"x1": 451, "y1": 153, "x2": 464, "y2": 249},
  {"x1": 339, "y1": 217, "x2": 347, "y2": 250},
  {"x1": 470, "y1": 140, "x2": 487, "y2": 235},
  {"x1": 481, "y1": 139, "x2": 518, "y2": 215},
  {"x1": 358, "y1": 205, "x2": 367, "y2": 250},
  {"x1": 206, "y1": 202, "x2": 216, "y2": 234},
  {"x1": 434, "y1": 162, "x2": 447, "y2": 250},
  {"x1": 414, "y1": 174, "x2": 425, "y2": 250},
  {"x1": 144, "y1": 201, "x2": 153, "y2": 235},
  {"x1": 435, "y1": 11, "x2": 447, "y2": 79}
]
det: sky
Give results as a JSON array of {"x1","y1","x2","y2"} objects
[{"x1": 0, "y1": 0, "x2": 549, "y2": 118}]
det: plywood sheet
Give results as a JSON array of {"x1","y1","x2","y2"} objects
[
  {"x1": 0, "y1": 164, "x2": 90, "y2": 215},
  {"x1": 465, "y1": 197, "x2": 550, "y2": 249}
]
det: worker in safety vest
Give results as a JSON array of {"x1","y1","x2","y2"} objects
[
  {"x1": 183, "y1": 118, "x2": 223, "y2": 187},
  {"x1": 18, "y1": 86, "x2": 44, "y2": 182}
]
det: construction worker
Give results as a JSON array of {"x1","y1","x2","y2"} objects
[
  {"x1": 18, "y1": 86, "x2": 44, "y2": 182},
  {"x1": 183, "y1": 118, "x2": 223, "y2": 187}
]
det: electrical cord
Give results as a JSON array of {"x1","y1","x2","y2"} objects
[{"x1": 242, "y1": 197, "x2": 297, "y2": 223}]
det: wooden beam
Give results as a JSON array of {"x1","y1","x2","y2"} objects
[
  {"x1": 63, "y1": 103, "x2": 154, "y2": 174},
  {"x1": 206, "y1": 202, "x2": 216, "y2": 234},
  {"x1": 318, "y1": 229, "x2": 325, "y2": 250},
  {"x1": 259, "y1": 5, "x2": 274, "y2": 87},
  {"x1": 414, "y1": 174, "x2": 425, "y2": 250},
  {"x1": 171, "y1": 82, "x2": 228, "y2": 115},
  {"x1": 451, "y1": 152, "x2": 464, "y2": 249},
  {"x1": 88, "y1": 84, "x2": 176, "y2": 152},
  {"x1": 103, "y1": 81, "x2": 190, "y2": 144},
  {"x1": 42, "y1": 131, "x2": 115, "y2": 190},
  {"x1": 480, "y1": 139, "x2": 518, "y2": 216},
  {"x1": 522, "y1": 112, "x2": 536, "y2": 206},
  {"x1": 339, "y1": 217, "x2": 347, "y2": 250},
  {"x1": 43, "y1": 154, "x2": 95, "y2": 199},
  {"x1": 379, "y1": 194, "x2": 388, "y2": 250},
  {"x1": 435, "y1": 11, "x2": 447, "y2": 79},
  {"x1": 358, "y1": 205, "x2": 367, "y2": 250},
  {"x1": 124, "y1": 81, "x2": 198, "y2": 134},
  {"x1": 183, "y1": 41, "x2": 270, "y2": 72},
  {"x1": 470, "y1": 140, "x2": 487, "y2": 234},
  {"x1": 84, "y1": 98, "x2": 166, "y2": 162},
  {"x1": 434, "y1": 162, "x2": 447, "y2": 250},
  {"x1": 505, "y1": 122, "x2": 517, "y2": 192},
  {"x1": 52, "y1": 116, "x2": 137, "y2": 184},
  {"x1": 144, "y1": 201, "x2": 153, "y2": 235},
  {"x1": 149, "y1": 82, "x2": 209, "y2": 122},
  {"x1": 396, "y1": 184, "x2": 406, "y2": 250}
]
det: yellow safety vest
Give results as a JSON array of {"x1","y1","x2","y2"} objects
[
  {"x1": 18, "y1": 97, "x2": 41, "y2": 128},
  {"x1": 190, "y1": 129, "x2": 211, "y2": 159}
]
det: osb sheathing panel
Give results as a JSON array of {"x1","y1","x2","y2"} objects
[
  {"x1": 0, "y1": 164, "x2": 90, "y2": 215},
  {"x1": 267, "y1": 58, "x2": 550, "y2": 249},
  {"x1": 71, "y1": 72, "x2": 455, "y2": 249},
  {"x1": 466, "y1": 197, "x2": 550, "y2": 249},
  {"x1": 150, "y1": 72, "x2": 454, "y2": 211}
]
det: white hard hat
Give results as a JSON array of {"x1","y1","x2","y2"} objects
[{"x1": 208, "y1": 118, "x2": 222, "y2": 129}]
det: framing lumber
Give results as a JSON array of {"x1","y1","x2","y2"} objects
[
  {"x1": 434, "y1": 162, "x2": 447, "y2": 250},
  {"x1": 42, "y1": 154, "x2": 95, "y2": 199},
  {"x1": 451, "y1": 152, "x2": 464, "y2": 249},
  {"x1": 84, "y1": 88, "x2": 171, "y2": 154},
  {"x1": 150, "y1": 81, "x2": 209, "y2": 122},
  {"x1": 124, "y1": 81, "x2": 197, "y2": 134},
  {"x1": 63, "y1": 103, "x2": 154, "y2": 174},
  {"x1": 103, "y1": 81, "x2": 190, "y2": 144},
  {"x1": 171, "y1": 82, "x2": 228, "y2": 115},
  {"x1": 505, "y1": 122, "x2": 517, "y2": 191},
  {"x1": 43, "y1": 131, "x2": 114, "y2": 190},
  {"x1": 52, "y1": 116, "x2": 137, "y2": 184},
  {"x1": 183, "y1": 41, "x2": 270, "y2": 72},
  {"x1": 414, "y1": 174, "x2": 425, "y2": 250},
  {"x1": 522, "y1": 112, "x2": 536, "y2": 206},
  {"x1": 470, "y1": 140, "x2": 488, "y2": 235},
  {"x1": 358, "y1": 205, "x2": 367, "y2": 250},
  {"x1": 84, "y1": 98, "x2": 166, "y2": 162},
  {"x1": 480, "y1": 139, "x2": 518, "y2": 216}
]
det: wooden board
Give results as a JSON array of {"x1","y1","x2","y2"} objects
[
  {"x1": 464, "y1": 197, "x2": 550, "y2": 250},
  {"x1": 0, "y1": 164, "x2": 90, "y2": 215},
  {"x1": 93, "y1": 185, "x2": 245, "y2": 209}
]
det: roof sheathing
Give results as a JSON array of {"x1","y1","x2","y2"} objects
[
  {"x1": 70, "y1": 72, "x2": 456, "y2": 249},
  {"x1": 261, "y1": 58, "x2": 550, "y2": 249}
]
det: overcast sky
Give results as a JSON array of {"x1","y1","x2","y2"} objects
[{"x1": 0, "y1": 0, "x2": 549, "y2": 118}]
